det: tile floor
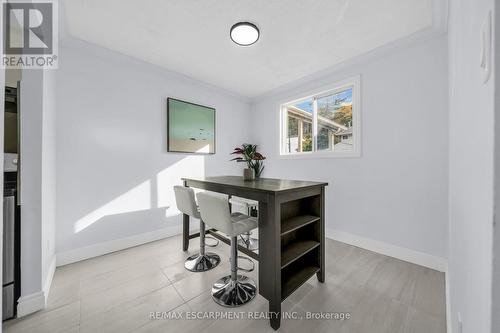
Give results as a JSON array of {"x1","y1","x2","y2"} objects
[{"x1": 3, "y1": 235, "x2": 446, "y2": 333}]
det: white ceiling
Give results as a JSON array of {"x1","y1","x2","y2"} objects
[{"x1": 64, "y1": 0, "x2": 436, "y2": 98}]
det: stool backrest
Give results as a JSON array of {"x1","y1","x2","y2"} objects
[
  {"x1": 196, "y1": 191, "x2": 232, "y2": 235},
  {"x1": 173, "y1": 186, "x2": 200, "y2": 219}
]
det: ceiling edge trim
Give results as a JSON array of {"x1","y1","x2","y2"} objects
[
  {"x1": 249, "y1": 27, "x2": 447, "y2": 103},
  {"x1": 59, "y1": 37, "x2": 252, "y2": 105}
]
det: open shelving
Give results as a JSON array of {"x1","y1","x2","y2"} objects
[{"x1": 280, "y1": 195, "x2": 321, "y2": 301}]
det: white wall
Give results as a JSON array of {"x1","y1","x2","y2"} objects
[
  {"x1": 448, "y1": 0, "x2": 496, "y2": 333},
  {"x1": 250, "y1": 35, "x2": 449, "y2": 261},
  {"x1": 17, "y1": 68, "x2": 58, "y2": 315},
  {"x1": 20, "y1": 70, "x2": 44, "y2": 299},
  {"x1": 493, "y1": 3, "x2": 500, "y2": 332},
  {"x1": 55, "y1": 39, "x2": 251, "y2": 258},
  {"x1": 41, "y1": 70, "x2": 57, "y2": 295}
]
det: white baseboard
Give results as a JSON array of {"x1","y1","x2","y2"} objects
[
  {"x1": 56, "y1": 226, "x2": 447, "y2": 272},
  {"x1": 56, "y1": 225, "x2": 185, "y2": 266},
  {"x1": 17, "y1": 291, "x2": 45, "y2": 317},
  {"x1": 16, "y1": 256, "x2": 56, "y2": 317},
  {"x1": 326, "y1": 229, "x2": 447, "y2": 272},
  {"x1": 445, "y1": 268, "x2": 451, "y2": 333},
  {"x1": 43, "y1": 255, "x2": 57, "y2": 303}
]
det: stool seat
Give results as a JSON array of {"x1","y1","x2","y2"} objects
[
  {"x1": 229, "y1": 213, "x2": 258, "y2": 237},
  {"x1": 230, "y1": 198, "x2": 259, "y2": 251}
]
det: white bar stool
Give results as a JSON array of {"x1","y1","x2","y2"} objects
[
  {"x1": 229, "y1": 196, "x2": 259, "y2": 251},
  {"x1": 197, "y1": 191, "x2": 258, "y2": 307},
  {"x1": 174, "y1": 186, "x2": 221, "y2": 272}
]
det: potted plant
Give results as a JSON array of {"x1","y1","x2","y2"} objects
[{"x1": 230, "y1": 144, "x2": 266, "y2": 180}]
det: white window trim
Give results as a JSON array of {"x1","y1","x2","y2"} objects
[{"x1": 278, "y1": 75, "x2": 361, "y2": 159}]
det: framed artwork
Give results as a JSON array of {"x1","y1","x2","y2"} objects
[{"x1": 167, "y1": 98, "x2": 216, "y2": 154}]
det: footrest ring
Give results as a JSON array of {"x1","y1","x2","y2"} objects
[
  {"x1": 236, "y1": 256, "x2": 255, "y2": 272},
  {"x1": 205, "y1": 236, "x2": 219, "y2": 247}
]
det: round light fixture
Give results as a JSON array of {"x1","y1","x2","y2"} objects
[{"x1": 230, "y1": 22, "x2": 259, "y2": 46}]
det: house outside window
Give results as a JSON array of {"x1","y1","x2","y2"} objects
[{"x1": 280, "y1": 76, "x2": 360, "y2": 158}]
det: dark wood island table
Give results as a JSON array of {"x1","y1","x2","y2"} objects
[{"x1": 182, "y1": 176, "x2": 328, "y2": 330}]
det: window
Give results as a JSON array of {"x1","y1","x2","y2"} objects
[
  {"x1": 283, "y1": 98, "x2": 313, "y2": 153},
  {"x1": 280, "y1": 77, "x2": 360, "y2": 157}
]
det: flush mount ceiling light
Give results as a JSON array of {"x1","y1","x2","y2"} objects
[{"x1": 230, "y1": 22, "x2": 259, "y2": 46}]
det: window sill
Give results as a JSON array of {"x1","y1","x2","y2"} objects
[{"x1": 278, "y1": 151, "x2": 361, "y2": 159}]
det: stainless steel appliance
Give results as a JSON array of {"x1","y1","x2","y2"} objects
[
  {"x1": 2, "y1": 186, "x2": 16, "y2": 319},
  {"x1": 3, "y1": 85, "x2": 20, "y2": 320}
]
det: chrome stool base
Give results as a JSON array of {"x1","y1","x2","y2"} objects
[
  {"x1": 184, "y1": 253, "x2": 221, "y2": 272},
  {"x1": 212, "y1": 275, "x2": 257, "y2": 307},
  {"x1": 237, "y1": 236, "x2": 259, "y2": 251}
]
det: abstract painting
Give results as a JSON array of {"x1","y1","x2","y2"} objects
[{"x1": 167, "y1": 98, "x2": 216, "y2": 154}]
